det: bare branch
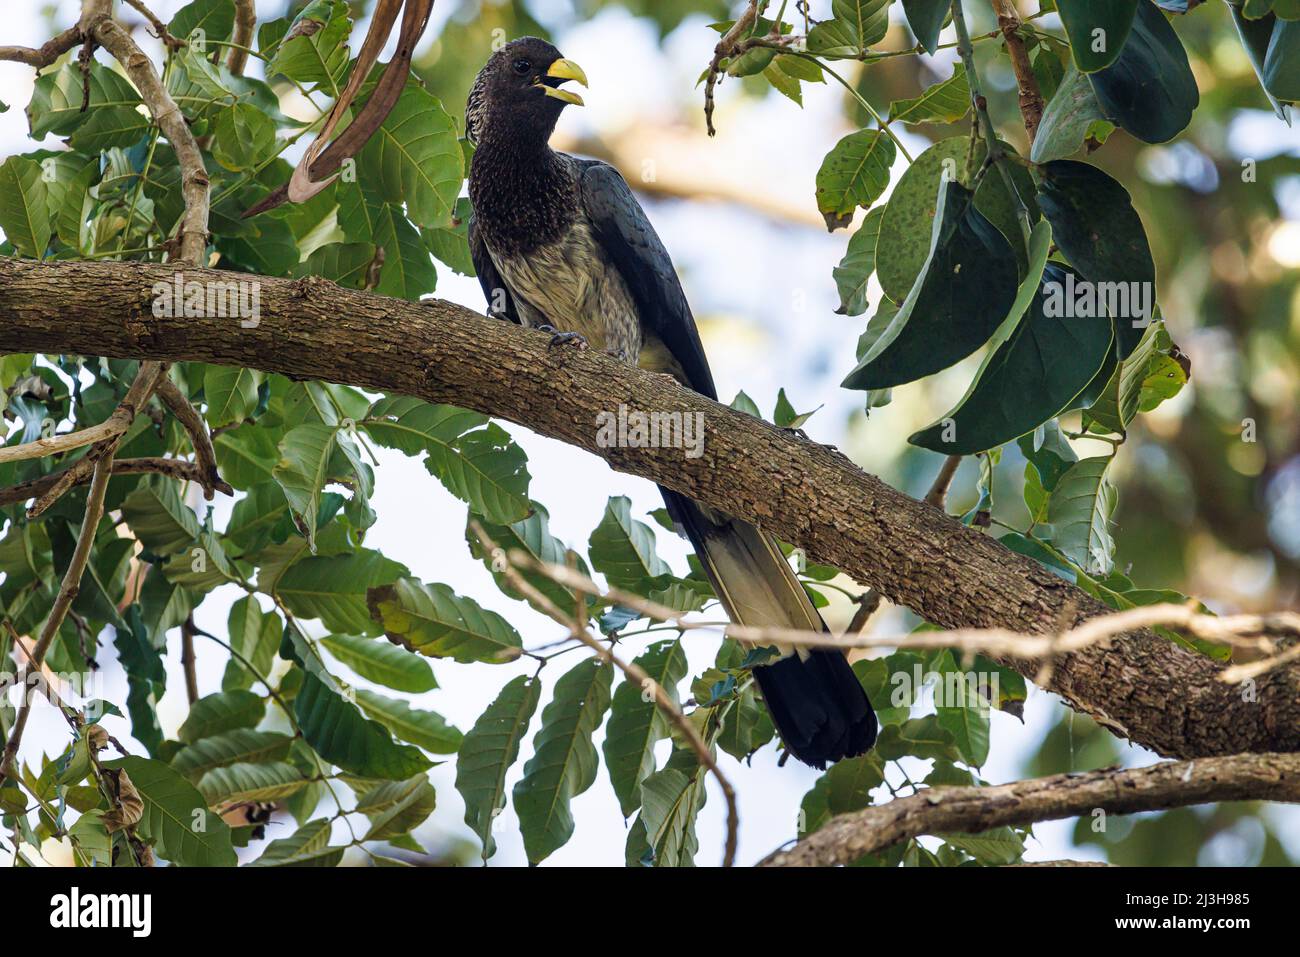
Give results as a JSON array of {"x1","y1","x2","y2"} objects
[
  {"x1": 155, "y1": 376, "x2": 234, "y2": 499},
  {"x1": 703, "y1": 1, "x2": 766, "y2": 136},
  {"x1": 0, "y1": 456, "x2": 221, "y2": 510},
  {"x1": 990, "y1": 0, "x2": 1045, "y2": 143},
  {"x1": 760, "y1": 752, "x2": 1300, "y2": 866},
  {"x1": 923, "y1": 454, "x2": 963, "y2": 509},
  {"x1": 83, "y1": 1, "x2": 209, "y2": 264},
  {"x1": 227, "y1": 0, "x2": 256, "y2": 75},
  {"x1": 469, "y1": 521, "x2": 739, "y2": 868},
  {"x1": 0, "y1": 26, "x2": 82, "y2": 67},
  {"x1": 122, "y1": 0, "x2": 184, "y2": 50}
]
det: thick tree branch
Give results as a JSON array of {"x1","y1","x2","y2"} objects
[
  {"x1": 226, "y1": 0, "x2": 255, "y2": 75},
  {"x1": 1, "y1": 257, "x2": 1298, "y2": 761},
  {"x1": 760, "y1": 752, "x2": 1300, "y2": 866}
]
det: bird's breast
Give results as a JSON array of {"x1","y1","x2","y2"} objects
[{"x1": 492, "y1": 221, "x2": 643, "y2": 362}]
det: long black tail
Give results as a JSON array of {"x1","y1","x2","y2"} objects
[{"x1": 660, "y1": 487, "x2": 876, "y2": 769}]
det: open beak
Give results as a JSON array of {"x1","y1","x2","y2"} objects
[{"x1": 538, "y1": 58, "x2": 588, "y2": 106}]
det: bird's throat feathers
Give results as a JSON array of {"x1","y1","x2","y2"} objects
[{"x1": 469, "y1": 138, "x2": 577, "y2": 257}]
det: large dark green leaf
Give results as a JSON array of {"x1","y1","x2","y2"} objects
[
  {"x1": 275, "y1": 550, "x2": 409, "y2": 634},
  {"x1": 1036, "y1": 160, "x2": 1156, "y2": 358},
  {"x1": 294, "y1": 671, "x2": 432, "y2": 779},
  {"x1": 1088, "y1": 0, "x2": 1199, "y2": 143},
  {"x1": 456, "y1": 675, "x2": 542, "y2": 862},
  {"x1": 1057, "y1": 1, "x2": 1140, "y2": 72},
  {"x1": 0, "y1": 157, "x2": 50, "y2": 259},
  {"x1": 169, "y1": 0, "x2": 236, "y2": 44},
  {"x1": 1262, "y1": 16, "x2": 1300, "y2": 102},
  {"x1": 910, "y1": 260, "x2": 1114, "y2": 455},
  {"x1": 807, "y1": 0, "x2": 891, "y2": 58},
  {"x1": 602, "y1": 640, "x2": 688, "y2": 818},
  {"x1": 800, "y1": 752, "x2": 885, "y2": 834},
  {"x1": 1031, "y1": 65, "x2": 1117, "y2": 163},
  {"x1": 901, "y1": 0, "x2": 950, "y2": 54},
  {"x1": 843, "y1": 180, "x2": 1018, "y2": 390},
  {"x1": 27, "y1": 61, "x2": 146, "y2": 150},
  {"x1": 177, "y1": 690, "x2": 265, "y2": 743},
  {"x1": 1047, "y1": 457, "x2": 1118, "y2": 575},
  {"x1": 169, "y1": 729, "x2": 294, "y2": 780},
  {"x1": 358, "y1": 83, "x2": 464, "y2": 229},
  {"x1": 513, "y1": 659, "x2": 613, "y2": 864},
  {"x1": 265, "y1": 0, "x2": 350, "y2": 86}
]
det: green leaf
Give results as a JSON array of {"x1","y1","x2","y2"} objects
[
  {"x1": 888, "y1": 65, "x2": 970, "y2": 125},
  {"x1": 422, "y1": 197, "x2": 476, "y2": 276},
  {"x1": 874, "y1": 136, "x2": 1035, "y2": 303},
  {"x1": 222, "y1": 595, "x2": 282, "y2": 691},
  {"x1": 102, "y1": 756, "x2": 237, "y2": 866},
  {"x1": 248, "y1": 818, "x2": 344, "y2": 866},
  {"x1": 901, "y1": 0, "x2": 950, "y2": 54},
  {"x1": 455, "y1": 675, "x2": 542, "y2": 861},
  {"x1": 178, "y1": 690, "x2": 265, "y2": 743},
  {"x1": 637, "y1": 764, "x2": 706, "y2": 867},
  {"x1": 336, "y1": 182, "x2": 438, "y2": 301},
  {"x1": 466, "y1": 502, "x2": 592, "y2": 616},
  {"x1": 603, "y1": 639, "x2": 688, "y2": 817},
  {"x1": 843, "y1": 180, "x2": 1019, "y2": 390},
  {"x1": 717, "y1": 682, "x2": 775, "y2": 760},
  {"x1": 120, "y1": 477, "x2": 202, "y2": 555},
  {"x1": 910, "y1": 259, "x2": 1114, "y2": 455},
  {"x1": 1032, "y1": 64, "x2": 1117, "y2": 162},
  {"x1": 588, "y1": 495, "x2": 671, "y2": 590},
  {"x1": 800, "y1": 751, "x2": 885, "y2": 835},
  {"x1": 1036, "y1": 160, "x2": 1156, "y2": 358},
  {"x1": 1057, "y1": 0, "x2": 1140, "y2": 72},
  {"x1": 358, "y1": 776, "x2": 437, "y2": 841},
  {"x1": 933, "y1": 652, "x2": 991, "y2": 766},
  {"x1": 266, "y1": 0, "x2": 350, "y2": 86},
  {"x1": 362, "y1": 396, "x2": 532, "y2": 524},
  {"x1": 1088, "y1": 0, "x2": 1198, "y2": 144},
  {"x1": 367, "y1": 577, "x2": 523, "y2": 663},
  {"x1": 169, "y1": 729, "x2": 294, "y2": 779},
  {"x1": 320, "y1": 634, "x2": 435, "y2": 693},
  {"x1": 199, "y1": 761, "x2": 308, "y2": 805},
  {"x1": 211, "y1": 103, "x2": 278, "y2": 171},
  {"x1": 358, "y1": 83, "x2": 464, "y2": 229},
  {"x1": 294, "y1": 241, "x2": 378, "y2": 290},
  {"x1": 294, "y1": 671, "x2": 431, "y2": 780},
  {"x1": 203, "y1": 364, "x2": 263, "y2": 429},
  {"x1": 27, "y1": 61, "x2": 146, "y2": 149},
  {"x1": 808, "y1": 0, "x2": 892, "y2": 58},
  {"x1": 0, "y1": 156, "x2": 51, "y2": 259},
  {"x1": 1047, "y1": 456, "x2": 1118, "y2": 575},
  {"x1": 832, "y1": 205, "x2": 884, "y2": 316},
  {"x1": 873, "y1": 715, "x2": 962, "y2": 762},
  {"x1": 275, "y1": 550, "x2": 409, "y2": 634},
  {"x1": 941, "y1": 827, "x2": 1025, "y2": 865},
  {"x1": 354, "y1": 689, "x2": 462, "y2": 754},
  {"x1": 814, "y1": 128, "x2": 895, "y2": 229},
  {"x1": 170, "y1": 0, "x2": 236, "y2": 45},
  {"x1": 513, "y1": 659, "x2": 613, "y2": 864},
  {"x1": 272, "y1": 423, "x2": 337, "y2": 550},
  {"x1": 1230, "y1": 5, "x2": 1297, "y2": 116}
]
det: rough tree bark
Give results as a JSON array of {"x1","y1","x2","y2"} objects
[
  {"x1": 761, "y1": 752, "x2": 1300, "y2": 866},
  {"x1": 1, "y1": 256, "x2": 1297, "y2": 762}
]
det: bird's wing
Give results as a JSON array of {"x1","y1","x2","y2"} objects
[
  {"x1": 468, "y1": 212, "x2": 521, "y2": 325},
  {"x1": 576, "y1": 159, "x2": 717, "y2": 400}
]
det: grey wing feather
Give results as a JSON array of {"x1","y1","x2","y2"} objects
[
  {"x1": 576, "y1": 160, "x2": 717, "y2": 400},
  {"x1": 468, "y1": 213, "x2": 521, "y2": 325}
]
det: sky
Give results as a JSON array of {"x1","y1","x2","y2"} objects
[{"x1": 2, "y1": 0, "x2": 1298, "y2": 867}]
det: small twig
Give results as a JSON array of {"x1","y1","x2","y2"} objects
[
  {"x1": 923, "y1": 454, "x2": 963, "y2": 509},
  {"x1": 155, "y1": 376, "x2": 233, "y2": 499},
  {"x1": 0, "y1": 456, "x2": 221, "y2": 510},
  {"x1": 704, "y1": 0, "x2": 767, "y2": 136},
  {"x1": 0, "y1": 446, "x2": 118, "y2": 786},
  {"x1": 122, "y1": 0, "x2": 185, "y2": 50},
  {"x1": 989, "y1": 0, "x2": 1044, "y2": 143},
  {"x1": 844, "y1": 589, "x2": 882, "y2": 636},
  {"x1": 470, "y1": 521, "x2": 739, "y2": 868},
  {"x1": 227, "y1": 0, "x2": 256, "y2": 76},
  {"x1": 180, "y1": 614, "x2": 201, "y2": 705}
]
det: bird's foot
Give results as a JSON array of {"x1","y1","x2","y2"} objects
[
  {"x1": 537, "y1": 325, "x2": 589, "y2": 351},
  {"x1": 781, "y1": 426, "x2": 811, "y2": 441}
]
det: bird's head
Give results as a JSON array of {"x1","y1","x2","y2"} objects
[{"x1": 465, "y1": 37, "x2": 588, "y2": 147}]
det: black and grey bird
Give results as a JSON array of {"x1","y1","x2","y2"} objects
[{"x1": 465, "y1": 37, "x2": 876, "y2": 768}]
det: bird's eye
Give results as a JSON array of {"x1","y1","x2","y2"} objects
[{"x1": 512, "y1": 58, "x2": 531, "y2": 75}]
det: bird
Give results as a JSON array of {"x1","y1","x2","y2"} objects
[{"x1": 464, "y1": 37, "x2": 876, "y2": 768}]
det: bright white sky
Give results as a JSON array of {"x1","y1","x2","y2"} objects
[{"x1": 2, "y1": 1, "x2": 1297, "y2": 867}]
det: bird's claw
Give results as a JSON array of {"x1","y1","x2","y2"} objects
[{"x1": 544, "y1": 329, "x2": 589, "y2": 351}]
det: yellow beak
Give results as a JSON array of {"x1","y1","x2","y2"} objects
[{"x1": 540, "y1": 58, "x2": 588, "y2": 106}]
